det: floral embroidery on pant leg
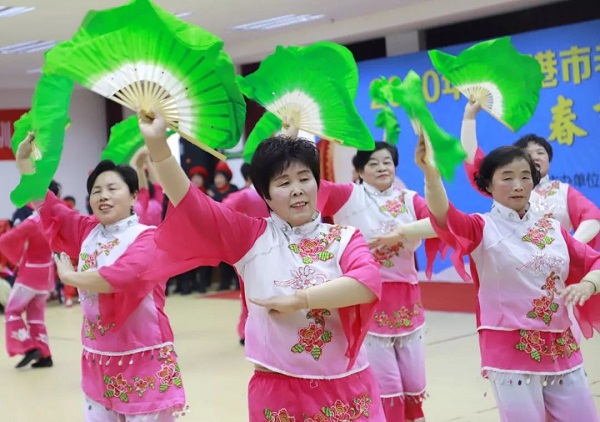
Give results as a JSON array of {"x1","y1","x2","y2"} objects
[
  {"x1": 264, "y1": 408, "x2": 296, "y2": 422},
  {"x1": 514, "y1": 328, "x2": 580, "y2": 362},
  {"x1": 291, "y1": 309, "x2": 332, "y2": 361}
]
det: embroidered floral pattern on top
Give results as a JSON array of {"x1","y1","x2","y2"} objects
[
  {"x1": 374, "y1": 302, "x2": 422, "y2": 329},
  {"x1": 372, "y1": 243, "x2": 403, "y2": 267},
  {"x1": 305, "y1": 392, "x2": 373, "y2": 421},
  {"x1": 535, "y1": 180, "x2": 560, "y2": 198},
  {"x1": 288, "y1": 226, "x2": 345, "y2": 264},
  {"x1": 514, "y1": 328, "x2": 579, "y2": 362},
  {"x1": 517, "y1": 252, "x2": 565, "y2": 276},
  {"x1": 264, "y1": 408, "x2": 296, "y2": 422},
  {"x1": 379, "y1": 192, "x2": 407, "y2": 218},
  {"x1": 83, "y1": 315, "x2": 115, "y2": 340},
  {"x1": 292, "y1": 309, "x2": 332, "y2": 361},
  {"x1": 526, "y1": 271, "x2": 560, "y2": 326},
  {"x1": 103, "y1": 345, "x2": 182, "y2": 403},
  {"x1": 275, "y1": 266, "x2": 328, "y2": 290},
  {"x1": 79, "y1": 239, "x2": 120, "y2": 271},
  {"x1": 522, "y1": 214, "x2": 555, "y2": 250}
]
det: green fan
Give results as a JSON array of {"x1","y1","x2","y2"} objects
[
  {"x1": 369, "y1": 77, "x2": 401, "y2": 145},
  {"x1": 429, "y1": 37, "x2": 543, "y2": 131},
  {"x1": 101, "y1": 116, "x2": 175, "y2": 165},
  {"x1": 43, "y1": 0, "x2": 245, "y2": 161},
  {"x1": 10, "y1": 74, "x2": 73, "y2": 207},
  {"x1": 237, "y1": 43, "x2": 374, "y2": 150},
  {"x1": 388, "y1": 71, "x2": 466, "y2": 181},
  {"x1": 242, "y1": 112, "x2": 282, "y2": 163}
]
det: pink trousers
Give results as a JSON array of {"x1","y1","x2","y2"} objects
[
  {"x1": 365, "y1": 329, "x2": 426, "y2": 422},
  {"x1": 248, "y1": 368, "x2": 386, "y2": 421},
  {"x1": 4, "y1": 283, "x2": 51, "y2": 358},
  {"x1": 489, "y1": 367, "x2": 598, "y2": 422},
  {"x1": 83, "y1": 396, "x2": 182, "y2": 422}
]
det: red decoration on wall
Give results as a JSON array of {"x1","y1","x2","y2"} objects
[{"x1": 0, "y1": 109, "x2": 29, "y2": 160}]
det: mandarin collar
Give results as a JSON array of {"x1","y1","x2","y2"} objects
[
  {"x1": 270, "y1": 211, "x2": 321, "y2": 236},
  {"x1": 490, "y1": 201, "x2": 531, "y2": 222},
  {"x1": 538, "y1": 175, "x2": 551, "y2": 186},
  {"x1": 100, "y1": 214, "x2": 138, "y2": 234},
  {"x1": 363, "y1": 181, "x2": 396, "y2": 197}
]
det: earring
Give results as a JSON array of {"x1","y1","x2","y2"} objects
[{"x1": 130, "y1": 205, "x2": 134, "y2": 215}]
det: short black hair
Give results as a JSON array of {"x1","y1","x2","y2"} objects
[
  {"x1": 353, "y1": 142, "x2": 399, "y2": 172},
  {"x1": 250, "y1": 136, "x2": 320, "y2": 200},
  {"x1": 48, "y1": 180, "x2": 61, "y2": 196},
  {"x1": 475, "y1": 146, "x2": 541, "y2": 194},
  {"x1": 63, "y1": 195, "x2": 76, "y2": 203},
  {"x1": 513, "y1": 134, "x2": 553, "y2": 162},
  {"x1": 86, "y1": 160, "x2": 138, "y2": 196},
  {"x1": 241, "y1": 162, "x2": 252, "y2": 182}
]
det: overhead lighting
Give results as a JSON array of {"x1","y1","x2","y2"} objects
[
  {"x1": 0, "y1": 6, "x2": 35, "y2": 18},
  {"x1": 231, "y1": 14, "x2": 325, "y2": 31},
  {"x1": 174, "y1": 12, "x2": 192, "y2": 18},
  {"x1": 0, "y1": 40, "x2": 55, "y2": 54},
  {"x1": 26, "y1": 67, "x2": 42, "y2": 74}
]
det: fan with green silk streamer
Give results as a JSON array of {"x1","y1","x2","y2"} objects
[
  {"x1": 10, "y1": 74, "x2": 73, "y2": 207},
  {"x1": 242, "y1": 112, "x2": 282, "y2": 163},
  {"x1": 369, "y1": 77, "x2": 400, "y2": 145},
  {"x1": 428, "y1": 37, "x2": 543, "y2": 131},
  {"x1": 101, "y1": 116, "x2": 175, "y2": 165},
  {"x1": 387, "y1": 71, "x2": 466, "y2": 181},
  {"x1": 237, "y1": 43, "x2": 374, "y2": 150},
  {"x1": 42, "y1": 0, "x2": 245, "y2": 162}
]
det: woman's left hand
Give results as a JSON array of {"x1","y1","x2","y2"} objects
[
  {"x1": 560, "y1": 281, "x2": 595, "y2": 306},
  {"x1": 54, "y1": 252, "x2": 76, "y2": 284},
  {"x1": 368, "y1": 230, "x2": 405, "y2": 250},
  {"x1": 249, "y1": 291, "x2": 308, "y2": 314}
]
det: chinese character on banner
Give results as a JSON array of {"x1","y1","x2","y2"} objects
[
  {"x1": 535, "y1": 50, "x2": 559, "y2": 88},
  {"x1": 560, "y1": 45, "x2": 592, "y2": 85},
  {"x1": 0, "y1": 109, "x2": 29, "y2": 160},
  {"x1": 548, "y1": 95, "x2": 588, "y2": 146}
]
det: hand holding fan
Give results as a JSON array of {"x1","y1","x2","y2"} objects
[
  {"x1": 428, "y1": 37, "x2": 543, "y2": 131},
  {"x1": 10, "y1": 74, "x2": 73, "y2": 207},
  {"x1": 43, "y1": 0, "x2": 245, "y2": 161},
  {"x1": 237, "y1": 42, "x2": 375, "y2": 150},
  {"x1": 388, "y1": 71, "x2": 466, "y2": 181}
]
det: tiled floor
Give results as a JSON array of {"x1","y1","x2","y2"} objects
[{"x1": 1, "y1": 295, "x2": 598, "y2": 421}]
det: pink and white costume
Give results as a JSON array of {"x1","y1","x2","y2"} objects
[
  {"x1": 153, "y1": 183, "x2": 386, "y2": 421},
  {"x1": 222, "y1": 186, "x2": 269, "y2": 342},
  {"x1": 319, "y1": 180, "x2": 439, "y2": 422},
  {"x1": 463, "y1": 122, "x2": 600, "y2": 250},
  {"x1": 38, "y1": 191, "x2": 186, "y2": 421},
  {"x1": 0, "y1": 213, "x2": 54, "y2": 360},
  {"x1": 431, "y1": 200, "x2": 600, "y2": 421},
  {"x1": 133, "y1": 182, "x2": 164, "y2": 226}
]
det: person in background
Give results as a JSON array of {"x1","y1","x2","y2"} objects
[{"x1": 0, "y1": 180, "x2": 59, "y2": 369}]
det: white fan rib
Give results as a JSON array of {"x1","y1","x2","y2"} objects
[
  {"x1": 266, "y1": 90, "x2": 323, "y2": 136},
  {"x1": 458, "y1": 82, "x2": 504, "y2": 120}
]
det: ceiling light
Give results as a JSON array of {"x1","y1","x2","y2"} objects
[
  {"x1": 0, "y1": 40, "x2": 55, "y2": 54},
  {"x1": 231, "y1": 14, "x2": 325, "y2": 31},
  {"x1": 174, "y1": 12, "x2": 192, "y2": 18},
  {"x1": 0, "y1": 6, "x2": 35, "y2": 18},
  {"x1": 26, "y1": 67, "x2": 41, "y2": 74}
]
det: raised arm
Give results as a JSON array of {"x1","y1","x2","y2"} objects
[
  {"x1": 137, "y1": 111, "x2": 265, "y2": 266},
  {"x1": 461, "y1": 100, "x2": 482, "y2": 165},
  {"x1": 317, "y1": 179, "x2": 355, "y2": 217}
]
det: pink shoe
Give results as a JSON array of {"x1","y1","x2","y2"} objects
[{"x1": 65, "y1": 298, "x2": 73, "y2": 308}]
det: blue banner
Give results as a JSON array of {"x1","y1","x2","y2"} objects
[{"x1": 355, "y1": 19, "x2": 600, "y2": 279}]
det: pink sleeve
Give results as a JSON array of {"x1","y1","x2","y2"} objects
[
  {"x1": 413, "y1": 194, "x2": 448, "y2": 279},
  {"x1": 0, "y1": 219, "x2": 35, "y2": 265},
  {"x1": 464, "y1": 147, "x2": 490, "y2": 198},
  {"x1": 137, "y1": 188, "x2": 150, "y2": 211},
  {"x1": 154, "y1": 182, "x2": 267, "y2": 267},
  {"x1": 561, "y1": 227, "x2": 600, "y2": 339},
  {"x1": 153, "y1": 183, "x2": 164, "y2": 206},
  {"x1": 429, "y1": 203, "x2": 485, "y2": 282},
  {"x1": 317, "y1": 179, "x2": 354, "y2": 217},
  {"x1": 98, "y1": 230, "x2": 168, "y2": 330},
  {"x1": 567, "y1": 186, "x2": 600, "y2": 230},
  {"x1": 337, "y1": 229, "x2": 382, "y2": 369},
  {"x1": 38, "y1": 191, "x2": 97, "y2": 258}
]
